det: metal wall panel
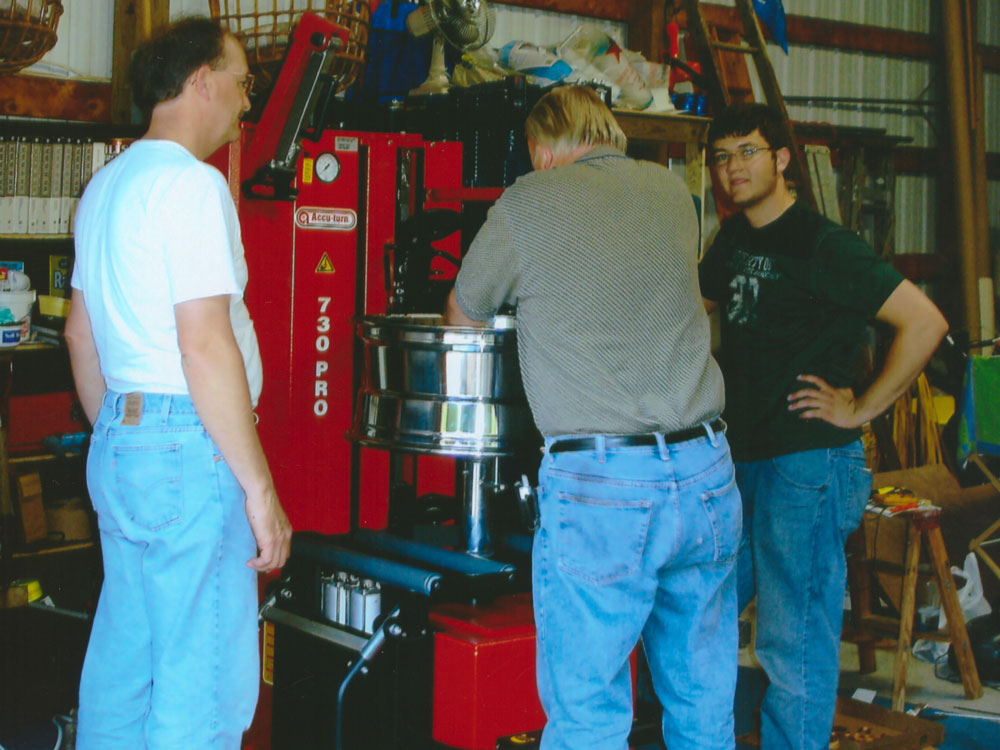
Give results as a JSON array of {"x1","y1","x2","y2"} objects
[
  {"x1": 895, "y1": 175, "x2": 937, "y2": 256},
  {"x1": 977, "y1": 0, "x2": 1000, "y2": 45},
  {"x1": 23, "y1": 0, "x2": 114, "y2": 79},
  {"x1": 768, "y1": 45, "x2": 936, "y2": 147}
]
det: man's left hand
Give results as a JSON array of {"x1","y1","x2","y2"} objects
[{"x1": 787, "y1": 374, "x2": 862, "y2": 429}]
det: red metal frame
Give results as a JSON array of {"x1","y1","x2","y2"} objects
[{"x1": 212, "y1": 15, "x2": 546, "y2": 750}]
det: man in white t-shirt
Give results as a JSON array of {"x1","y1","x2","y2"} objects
[{"x1": 64, "y1": 17, "x2": 291, "y2": 750}]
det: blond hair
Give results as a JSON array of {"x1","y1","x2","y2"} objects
[{"x1": 524, "y1": 85, "x2": 627, "y2": 155}]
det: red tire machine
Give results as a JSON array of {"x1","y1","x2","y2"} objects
[{"x1": 209, "y1": 14, "x2": 545, "y2": 750}]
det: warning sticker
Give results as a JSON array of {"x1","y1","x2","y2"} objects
[
  {"x1": 315, "y1": 253, "x2": 335, "y2": 274},
  {"x1": 262, "y1": 622, "x2": 275, "y2": 686}
]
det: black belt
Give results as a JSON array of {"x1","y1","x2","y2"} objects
[{"x1": 549, "y1": 419, "x2": 726, "y2": 455}]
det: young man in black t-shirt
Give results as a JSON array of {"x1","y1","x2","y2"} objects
[{"x1": 699, "y1": 103, "x2": 947, "y2": 750}]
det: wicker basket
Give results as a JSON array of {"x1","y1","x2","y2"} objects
[
  {"x1": 209, "y1": 0, "x2": 370, "y2": 91},
  {"x1": 0, "y1": 0, "x2": 63, "y2": 75}
]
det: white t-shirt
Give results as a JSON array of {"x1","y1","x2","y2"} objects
[{"x1": 71, "y1": 139, "x2": 263, "y2": 404}]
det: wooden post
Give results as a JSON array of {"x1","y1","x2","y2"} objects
[
  {"x1": 627, "y1": 0, "x2": 665, "y2": 63},
  {"x1": 111, "y1": 0, "x2": 169, "y2": 125},
  {"x1": 940, "y1": 0, "x2": 981, "y2": 343}
]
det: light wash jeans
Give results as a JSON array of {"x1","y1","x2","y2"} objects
[
  {"x1": 735, "y1": 442, "x2": 872, "y2": 750},
  {"x1": 78, "y1": 391, "x2": 259, "y2": 750},
  {"x1": 532, "y1": 428, "x2": 742, "y2": 750}
]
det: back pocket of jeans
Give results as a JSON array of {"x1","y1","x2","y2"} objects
[
  {"x1": 699, "y1": 471, "x2": 741, "y2": 562},
  {"x1": 556, "y1": 492, "x2": 652, "y2": 584},
  {"x1": 112, "y1": 444, "x2": 183, "y2": 531}
]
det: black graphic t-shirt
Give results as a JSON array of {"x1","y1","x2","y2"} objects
[{"x1": 699, "y1": 201, "x2": 904, "y2": 461}]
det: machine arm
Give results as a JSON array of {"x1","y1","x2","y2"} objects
[{"x1": 242, "y1": 13, "x2": 349, "y2": 200}]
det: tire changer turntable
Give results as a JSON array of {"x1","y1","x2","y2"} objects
[{"x1": 209, "y1": 11, "x2": 546, "y2": 750}]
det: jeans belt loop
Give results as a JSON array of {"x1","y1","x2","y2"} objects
[
  {"x1": 596, "y1": 434, "x2": 607, "y2": 463},
  {"x1": 654, "y1": 432, "x2": 669, "y2": 461},
  {"x1": 702, "y1": 420, "x2": 719, "y2": 448}
]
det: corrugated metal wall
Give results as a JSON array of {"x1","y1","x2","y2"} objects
[
  {"x1": 22, "y1": 0, "x2": 114, "y2": 80},
  {"x1": 20, "y1": 0, "x2": 998, "y2": 260}
]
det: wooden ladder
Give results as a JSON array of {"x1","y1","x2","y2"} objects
[{"x1": 680, "y1": 0, "x2": 816, "y2": 209}]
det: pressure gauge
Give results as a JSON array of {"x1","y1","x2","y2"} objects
[{"x1": 315, "y1": 152, "x2": 341, "y2": 183}]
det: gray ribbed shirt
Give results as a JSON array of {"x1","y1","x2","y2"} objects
[{"x1": 454, "y1": 146, "x2": 724, "y2": 437}]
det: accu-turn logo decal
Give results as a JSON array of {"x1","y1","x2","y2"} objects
[{"x1": 294, "y1": 207, "x2": 357, "y2": 231}]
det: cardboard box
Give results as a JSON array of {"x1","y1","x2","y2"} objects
[
  {"x1": 45, "y1": 497, "x2": 91, "y2": 542},
  {"x1": 16, "y1": 472, "x2": 46, "y2": 543}
]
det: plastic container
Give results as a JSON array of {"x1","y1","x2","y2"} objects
[
  {"x1": 38, "y1": 294, "x2": 70, "y2": 318},
  {"x1": 0, "y1": 290, "x2": 36, "y2": 323},
  {"x1": 0, "y1": 321, "x2": 24, "y2": 347}
]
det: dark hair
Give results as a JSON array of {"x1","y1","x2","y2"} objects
[
  {"x1": 130, "y1": 17, "x2": 228, "y2": 120},
  {"x1": 707, "y1": 102, "x2": 789, "y2": 151}
]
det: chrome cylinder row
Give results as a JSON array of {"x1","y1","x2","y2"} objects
[{"x1": 321, "y1": 572, "x2": 382, "y2": 634}]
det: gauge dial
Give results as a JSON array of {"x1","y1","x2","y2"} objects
[{"x1": 315, "y1": 152, "x2": 341, "y2": 183}]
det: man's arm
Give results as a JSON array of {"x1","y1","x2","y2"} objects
[
  {"x1": 176, "y1": 295, "x2": 291, "y2": 572},
  {"x1": 788, "y1": 279, "x2": 948, "y2": 428},
  {"x1": 444, "y1": 287, "x2": 486, "y2": 327},
  {"x1": 703, "y1": 298, "x2": 718, "y2": 315},
  {"x1": 64, "y1": 290, "x2": 106, "y2": 425}
]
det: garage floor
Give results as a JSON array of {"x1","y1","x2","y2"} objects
[
  {"x1": 1, "y1": 611, "x2": 997, "y2": 749},
  {"x1": 731, "y1": 638, "x2": 1000, "y2": 750}
]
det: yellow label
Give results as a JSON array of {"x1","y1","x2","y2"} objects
[
  {"x1": 315, "y1": 253, "x2": 335, "y2": 274},
  {"x1": 301, "y1": 157, "x2": 314, "y2": 184},
  {"x1": 49, "y1": 255, "x2": 71, "y2": 298},
  {"x1": 262, "y1": 621, "x2": 275, "y2": 685}
]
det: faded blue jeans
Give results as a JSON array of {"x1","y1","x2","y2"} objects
[
  {"x1": 78, "y1": 392, "x2": 259, "y2": 750},
  {"x1": 533, "y1": 428, "x2": 742, "y2": 750},
  {"x1": 735, "y1": 442, "x2": 872, "y2": 750}
]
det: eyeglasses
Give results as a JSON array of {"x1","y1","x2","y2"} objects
[
  {"x1": 218, "y1": 70, "x2": 255, "y2": 95},
  {"x1": 710, "y1": 145, "x2": 771, "y2": 167}
]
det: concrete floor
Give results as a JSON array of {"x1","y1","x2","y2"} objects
[
  {"x1": 837, "y1": 644, "x2": 1000, "y2": 721},
  {"x1": 734, "y1": 632, "x2": 1000, "y2": 749}
]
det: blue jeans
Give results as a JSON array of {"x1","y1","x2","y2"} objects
[
  {"x1": 532, "y1": 428, "x2": 742, "y2": 750},
  {"x1": 735, "y1": 443, "x2": 871, "y2": 750},
  {"x1": 78, "y1": 392, "x2": 259, "y2": 750}
]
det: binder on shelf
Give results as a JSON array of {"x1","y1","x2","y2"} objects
[
  {"x1": 91, "y1": 141, "x2": 108, "y2": 177},
  {"x1": 0, "y1": 136, "x2": 13, "y2": 233},
  {"x1": 13, "y1": 137, "x2": 30, "y2": 235},
  {"x1": 60, "y1": 136, "x2": 75, "y2": 234},
  {"x1": 68, "y1": 139, "x2": 84, "y2": 234},
  {"x1": 38, "y1": 139, "x2": 53, "y2": 234},
  {"x1": 27, "y1": 137, "x2": 45, "y2": 234},
  {"x1": 49, "y1": 139, "x2": 65, "y2": 236}
]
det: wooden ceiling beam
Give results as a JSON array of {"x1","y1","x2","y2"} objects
[{"x1": 0, "y1": 76, "x2": 111, "y2": 122}]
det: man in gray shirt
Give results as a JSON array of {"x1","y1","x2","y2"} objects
[{"x1": 445, "y1": 85, "x2": 741, "y2": 750}]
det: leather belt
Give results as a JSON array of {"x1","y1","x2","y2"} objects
[{"x1": 548, "y1": 419, "x2": 726, "y2": 455}]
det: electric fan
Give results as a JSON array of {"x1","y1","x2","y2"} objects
[{"x1": 407, "y1": 0, "x2": 495, "y2": 96}]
